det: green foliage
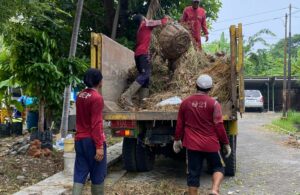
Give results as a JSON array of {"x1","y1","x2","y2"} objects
[
  {"x1": 244, "y1": 30, "x2": 299, "y2": 77},
  {"x1": 155, "y1": 0, "x2": 222, "y2": 22},
  {"x1": 203, "y1": 32, "x2": 230, "y2": 54},
  {"x1": 116, "y1": 0, "x2": 222, "y2": 49},
  {"x1": 0, "y1": 0, "x2": 88, "y2": 129},
  {"x1": 244, "y1": 29, "x2": 276, "y2": 56},
  {"x1": 0, "y1": 44, "x2": 23, "y2": 119},
  {"x1": 0, "y1": 78, "x2": 24, "y2": 123},
  {"x1": 272, "y1": 111, "x2": 300, "y2": 133},
  {"x1": 56, "y1": 57, "x2": 89, "y2": 87},
  {"x1": 270, "y1": 34, "x2": 300, "y2": 59},
  {"x1": 202, "y1": 28, "x2": 299, "y2": 77}
]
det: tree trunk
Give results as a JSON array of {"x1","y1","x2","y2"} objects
[
  {"x1": 38, "y1": 98, "x2": 45, "y2": 132},
  {"x1": 46, "y1": 109, "x2": 53, "y2": 131},
  {"x1": 111, "y1": 0, "x2": 121, "y2": 40},
  {"x1": 119, "y1": 0, "x2": 128, "y2": 35},
  {"x1": 103, "y1": 0, "x2": 115, "y2": 34},
  {"x1": 60, "y1": 0, "x2": 84, "y2": 138},
  {"x1": 146, "y1": 0, "x2": 161, "y2": 19}
]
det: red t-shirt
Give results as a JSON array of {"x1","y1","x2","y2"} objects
[
  {"x1": 181, "y1": 6, "x2": 208, "y2": 45},
  {"x1": 135, "y1": 18, "x2": 167, "y2": 56},
  {"x1": 75, "y1": 88, "x2": 105, "y2": 149},
  {"x1": 175, "y1": 93, "x2": 229, "y2": 152}
]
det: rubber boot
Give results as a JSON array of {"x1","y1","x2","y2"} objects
[
  {"x1": 91, "y1": 183, "x2": 104, "y2": 195},
  {"x1": 72, "y1": 183, "x2": 84, "y2": 195},
  {"x1": 139, "y1": 88, "x2": 149, "y2": 101},
  {"x1": 120, "y1": 81, "x2": 141, "y2": 108},
  {"x1": 139, "y1": 88, "x2": 149, "y2": 108}
]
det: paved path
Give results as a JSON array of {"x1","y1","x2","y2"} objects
[{"x1": 110, "y1": 113, "x2": 300, "y2": 195}]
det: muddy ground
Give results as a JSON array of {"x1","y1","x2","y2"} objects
[{"x1": 0, "y1": 128, "x2": 121, "y2": 195}]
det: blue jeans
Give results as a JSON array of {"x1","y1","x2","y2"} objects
[{"x1": 74, "y1": 138, "x2": 107, "y2": 184}]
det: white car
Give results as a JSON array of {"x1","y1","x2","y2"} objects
[{"x1": 244, "y1": 90, "x2": 264, "y2": 112}]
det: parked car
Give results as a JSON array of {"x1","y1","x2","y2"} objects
[{"x1": 245, "y1": 90, "x2": 264, "y2": 112}]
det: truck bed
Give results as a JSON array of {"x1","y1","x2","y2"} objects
[
  {"x1": 103, "y1": 110, "x2": 232, "y2": 121},
  {"x1": 93, "y1": 34, "x2": 241, "y2": 122}
]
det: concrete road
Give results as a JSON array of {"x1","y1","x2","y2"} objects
[{"x1": 108, "y1": 113, "x2": 300, "y2": 195}]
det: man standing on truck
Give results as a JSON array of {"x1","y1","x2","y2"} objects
[
  {"x1": 181, "y1": 0, "x2": 209, "y2": 50},
  {"x1": 72, "y1": 68, "x2": 106, "y2": 195},
  {"x1": 120, "y1": 14, "x2": 168, "y2": 108},
  {"x1": 173, "y1": 74, "x2": 231, "y2": 195}
]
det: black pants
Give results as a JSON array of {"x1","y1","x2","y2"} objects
[
  {"x1": 187, "y1": 149, "x2": 225, "y2": 187},
  {"x1": 135, "y1": 54, "x2": 151, "y2": 88}
]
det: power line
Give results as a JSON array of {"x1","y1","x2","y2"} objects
[
  {"x1": 243, "y1": 16, "x2": 284, "y2": 27},
  {"x1": 212, "y1": 15, "x2": 285, "y2": 32},
  {"x1": 291, "y1": 10, "x2": 300, "y2": 14},
  {"x1": 215, "y1": 7, "x2": 288, "y2": 24},
  {"x1": 210, "y1": 33, "x2": 282, "y2": 41}
]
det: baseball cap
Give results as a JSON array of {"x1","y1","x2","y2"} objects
[{"x1": 196, "y1": 74, "x2": 213, "y2": 89}]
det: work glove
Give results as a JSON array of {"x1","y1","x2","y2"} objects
[
  {"x1": 173, "y1": 140, "x2": 183, "y2": 153},
  {"x1": 224, "y1": 144, "x2": 231, "y2": 158}
]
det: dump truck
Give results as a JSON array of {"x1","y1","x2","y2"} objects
[{"x1": 88, "y1": 24, "x2": 244, "y2": 176}]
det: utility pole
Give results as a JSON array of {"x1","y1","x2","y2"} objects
[
  {"x1": 287, "y1": 4, "x2": 292, "y2": 112},
  {"x1": 282, "y1": 14, "x2": 288, "y2": 118}
]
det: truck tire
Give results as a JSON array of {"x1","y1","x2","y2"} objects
[
  {"x1": 224, "y1": 135, "x2": 237, "y2": 176},
  {"x1": 122, "y1": 138, "x2": 137, "y2": 172},
  {"x1": 136, "y1": 142, "x2": 155, "y2": 172}
]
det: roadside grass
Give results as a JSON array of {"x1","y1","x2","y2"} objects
[{"x1": 271, "y1": 111, "x2": 300, "y2": 133}]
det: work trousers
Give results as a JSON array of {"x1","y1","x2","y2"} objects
[
  {"x1": 135, "y1": 54, "x2": 151, "y2": 88},
  {"x1": 73, "y1": 138, "x2": 107, "y2": 185}
]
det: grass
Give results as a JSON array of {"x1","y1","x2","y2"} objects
[{"x1": 272, "y1": 111, "x2": 300, "y2": 133}]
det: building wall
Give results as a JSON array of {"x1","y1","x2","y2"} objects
[{"x1": 245, "y1": 78, "x2": 300, "y2": 112}]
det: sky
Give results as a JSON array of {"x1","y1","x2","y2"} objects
[{"x1": 208, "y1": 0, "x2": 300, "y2": 48}]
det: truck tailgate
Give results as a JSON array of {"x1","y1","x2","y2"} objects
[{"x1": 103, "y1": 111, "x2": 178, "y2": 121}]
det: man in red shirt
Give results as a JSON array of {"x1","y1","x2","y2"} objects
[
  {"x1": 181, "y1": 0, "x2": 209, "y2": 50},
  {"x1": 173, "y1": 74, "x2": 231, "y2": 195},
  {"x1": 73, "y1": 68, "x2": 106, "y2": 195},
  {"x1": 121, "y1": 14, "x2": 168, "y2": 109}
]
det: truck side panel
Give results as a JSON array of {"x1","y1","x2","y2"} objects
[{"x1": 92, "y1": 33, "x2": 135, "y2": 103}]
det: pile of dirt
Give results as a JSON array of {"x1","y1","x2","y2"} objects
[{"x1": 27, "y1": 139, "x2": 52, "y2": 158}]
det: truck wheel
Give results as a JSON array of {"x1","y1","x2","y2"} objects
[
  {"x1": 136, "y1": 142, "x2": 155, "y2": 172},
  {"x1": 224, "y1": 135, "x2": 237, "y2": 176},
  {"x1": 122, "y1": 138, "x2": 137, "y2": 172}
]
